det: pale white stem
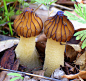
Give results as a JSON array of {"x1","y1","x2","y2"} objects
[
  {"x1": 43, "y1": 39, "x2": 65, "y2": 76},
  {"x1": 15, "y1": 36, "x2": 42, "y2": 70}
]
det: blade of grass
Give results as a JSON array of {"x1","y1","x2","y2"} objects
[
  {"x1": 7, "y1": 73, "x2": 22, "y2": 77},
  {"x1": 10, "y1": 77, "x2": 23, "y2": 81},
  {"x1": 3, "y1": 0, "x2": 13, "y2": 36}
]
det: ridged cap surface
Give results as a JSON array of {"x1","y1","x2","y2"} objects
[
  {"x1": 14, "y1": 7, "x2": 43, "y2": 38},
  {"x1": 44, "y1": 11, "x2": 74, "y2": 42}
]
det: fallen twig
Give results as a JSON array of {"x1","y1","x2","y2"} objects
[{"x1": 0, "y1": 67, "x2": 61, "y2": 81}]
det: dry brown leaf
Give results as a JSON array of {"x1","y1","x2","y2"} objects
[
  {"x1": 36, "y1": 33, "x2": 47, "y2": 63},
  {"x1": 0, "y1": 39, "x2": 19, "y2": 52},
  {"x1": 0, "y1": 47, "x2": 19, "y2": 70},
  {"x1": 0, "y1": 71, "x2": 7, "y2": 81},
  {"x1": 23, "y1": 76, "x2": 30, "y2": 81},
  {"x1": 3, "y1": 72, "x2": 23, "y2": 81},
  {"x1": 24, "y1": 76, "x2": 37, "y2": 81},
  {"x1": 27, "y1": 79, "x2": 37, "y2": 81},
  {"x1": 65, "y1": 45, "x2": 79, "y2": 62},
  {"x1": 40, "y1": 79, "x2": 50, "y2": 81},
  {"x1": 72, "y1": 79, "x2": 83, "y2": 81},
  {"x1": 78, "y1": 76, "x2": 84, "y2": 81},
  {"x1": 32, "y1": 70, "x2": 45, "y2": 80},
  {"x1": 68, "y1": 44, "x2": 81, "y2": 52},
  {"x1": 51, "y1": 68, "x2": 65, "y2": 79},
  {"x1": 62, "y1": 71, "x2": 86, "y2": 79},
  {"x1": 36, "y1": 33, "x2": 47, "y2": 53},
  {"x1": 74, "y1": 51, "x2": 85, "y2": 70}
]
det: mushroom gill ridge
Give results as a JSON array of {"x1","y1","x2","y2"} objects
[
  {"x1": 14, "y1": 8, "x2": 43, "y2": 38},
  {"x1": 44, "y1": 11, "x2": 74, "y2": 42}
]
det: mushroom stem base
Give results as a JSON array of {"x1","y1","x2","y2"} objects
[
  {"x1": 15, "y1": 36, "x2": 42, "y2": 70},
  {"x1": 43, "y1": 39, "x2": 65, "y2": 76}
]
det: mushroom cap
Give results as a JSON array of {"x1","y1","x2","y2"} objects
[
  {"x1": 44, "y1": 11, "x2": 74, "y2": 42},
  {"x1": 14, "y1": 7, "x2": 43, "y2": 38}
]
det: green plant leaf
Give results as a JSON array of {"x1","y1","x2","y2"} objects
[
  {"x1": 68, "y1": 16, "x2": 79, "y2": 20},
  {"x1": 35, "y1": 0, "x2": 56, "y2": 5},
  {"x1": 50, "y1": 0, "x2": 57, "y2": 5},
  {"x1": 74, "y1": 4, "x2": 85, "y2": 19},
  {"x1": 64, "y1": 11, "x2": 79, "y2": 20},
  {"x1": 15, "y1": 10, "x2": 22, "y2": 15},
  {"x1": 81, "y1": 34, "x2": 86, "y2": 41},
  {"x1": 10, "y1": 22, "x2": 13, "y2": 25},
  {"x1": 6, "y1": 0, "x2": 16, "y2": 2},
  {"x1": 0, "y1": 17, "x2": 7, "y2": 25},
  {"x1": 0, "y1": 21, "x2": 10, "y2": 26},
  {"x1": 0, "y1": 7, "x2": 4, "y2": 12},
  {"x1": 10, "y1": 77, "x2": 22, "y2": 81},
  {"x1": 74, "y1": 31, "x2": 83, "y2": 36},
  {"x1": 18, "y1": 0, "x2": 23, "y2": 3},
  {"x1": 77, "y1": 19, "x2": 86, "y2": 23},
  {"x1": 65, "y1": 3, "x2": 86, "y2": 24},
  {"x1": 64, "y1": 11, "x2": 79, "y2": 19},
  {"x1": 81, "y1": 39, "x2": 86, "y2": 49},
  {"x1": 30, "y1": 0, "x2": 36, "y2": 3},
  {"x1": 5, "y1": 10, "x2": 15, "y2": 17},
  {"x1": 74, "y1": 30, "x2": 86, "y2": 49},
  {"x1": 35, "y1": 0, "x2": 46, "y2": 5},
  {"x1": 78, "y1": 4, "x2": 82, "y2": 12},
  {"x1": 71, "y1": 0, "x2": 75, "y2": 1},
  {"x1": 0, "y1": 2, "x2": 1, "y2": 5},
  {"x1": 64, "y1": 11, "x2": 75, "y2": 16},
  {"x1": 0, "y1": 30, "x2": 8, "y2": 35},
  {"x1": 0, "y1": 16, "x2": 2, "y2": 19},
  {"x1": 7, "y1": 73, "x2": 22, "y2": 77},
  {"x1": 83, "y1": 7, "x2": 86, "y2": 20},
  {"x1": 24, "y1": 2, "x2": 29, "y2": 7},
  {"x1": 76, "y1": 33, "x2": 84, "y2": 40},
  {"x1": 74, "y1": 4, "x2": 78, "y2": 10}
]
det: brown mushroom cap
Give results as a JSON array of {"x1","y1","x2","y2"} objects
[
  {"x1": 44, "y1": 11, "x2": 74, "y2": 42},
  {"x1": 14, "y1": 7, "x2": 43, "y2": 38}
]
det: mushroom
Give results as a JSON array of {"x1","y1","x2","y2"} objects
[
  {"x1": 14, "y1": 7, "x2": 43, "y2": 69},
  {"x1": 43, "y1": 11, "x2": 74, "y2": 76}
]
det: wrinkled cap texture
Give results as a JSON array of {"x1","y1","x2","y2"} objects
[
  {"x1": 44, "y1": 11, "x2": 74, "y2": 42},
  {"x1": 14, "y1": 7, "x2": 43, "y2": 38}
]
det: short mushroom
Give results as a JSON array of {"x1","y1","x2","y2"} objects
[
  {"x1": 43, "y1": 11, "x2": 74, "y2": 76},
  {"x1": 14, "y1": 7, "x2": 43, "y2": 69}
]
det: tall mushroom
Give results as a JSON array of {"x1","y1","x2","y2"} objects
[
  {"x1": 43, "y1": 11, "x2": 74, "y2": 76},
  {"x1": 14, "y1": 7, "x2": 43, "y2": 69}
]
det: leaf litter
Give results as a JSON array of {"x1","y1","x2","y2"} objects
[{"x1": 0, "y1": 33, "x2": 85, "y2": 81}]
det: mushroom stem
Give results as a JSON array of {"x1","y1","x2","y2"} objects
[
  {"x1": 43, "y1": 38, "x2": 65, "y2": 76},
  {"x1": 15, "y1": 36, "x2": 42, "y2": 70}
]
